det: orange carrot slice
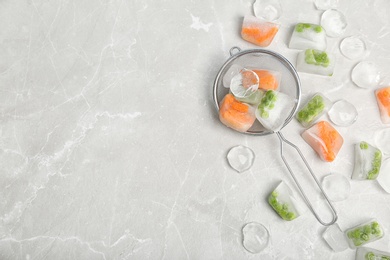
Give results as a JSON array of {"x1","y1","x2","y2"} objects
[
  {"x1": 253, "y1": 70, "x2": 279, "y2": 90},
  {"x1": 219, "y1": 94, "x2": 256, "y2": 132},
  {"x1": 241, "y1": 16, "x2": 279, "y2": 47},
  {"x1": 317, "y1": 121, "x2": 343, "y2": 162},
  {"x1": 376, "y1": 87, "x2": 390, "y2": 116}
]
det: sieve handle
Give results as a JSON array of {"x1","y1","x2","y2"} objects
[{"x1": 276, "y1": 131, "x2": 338, "y2": 226}]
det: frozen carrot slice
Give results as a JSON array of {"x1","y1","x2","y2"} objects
[
  {"x1": 241, "y1": 15, "x2": 279, "y2": 47},
  {"x1": 219, "y1": 94, "x2": 256, "y2": 132},
  {"x1": 252, "y1": 70, "x2": 280, "y2": 90},
  {"x1": 301, "y1": 121, "x2": 343, "y2": 162},
  {"x1": 375, "y1": 87, "x2": 390, "y2": 124}
]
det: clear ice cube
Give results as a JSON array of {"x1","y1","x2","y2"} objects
[
  {"x1": 374, "y1": 128, "x2": 390, "y2": 156},
  {"x1": 268, "y1": 181, "x2": 304, "y2": 221},
  {"x1": 345, "y1": 219, "x2": 384, "y2": 248},
  {"x1": 223, "y1": 64, "x2": 242, "y2": 88},
  {"x1": 321, "y1": 9, "x2": 347, "y2": 37},
  {"x1": 322, "y1": 174, "x2": 350, "y2": 202},
  {"x1": 356, "y1": 247, "x2": 390, "y2": 260},
  {"x1": 289, "y1": 23, "x2": 327, "y2": 51},
  {"x1": 253, "y1": 0, "x2": 282, "y2": 21},
  {"x1": 227, "y1": 145, "x2": 255, "y2": 173},
  {"x1": 296, "y1": 93, "x2": 332, "y2": 127},
  {"x1": 340, "y1": 36, "x2": 367, "y2": 60},
  {"x1": 242, "y1": 222, "x2": 269, "y2": 254},
  {"x1": 351, "y1": 61, "x2": 381, "y2": 89},
  {"x1": 328, "y1": 100, "x2": 358, "y2": 127},
  {"x1": 322, "y1": 223, "x2": 349, "y2": 252},
  {"x1": 230, "y1": 69, "x2": 259, "y2": 98},
  {"x1": 314, "y1": 0, "x2": 339, "y2": 10},
  {"x1": 255, "y1": 90, "x2": 296, "y2": 131},
  {"x1": 377, "y1": 158, "x2": 390, "y2": 193},
  {"x1": 352, "y1": 141, "x2": 382, "y2": 180}
]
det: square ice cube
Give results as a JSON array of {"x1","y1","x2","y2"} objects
[
  {"x1": 296, "y1": 93, "x2": 332, "y2": 127},
  {"x1": 289, "y1": 23, "x2": 327, "y2": 50},
  {"x1": 297, "y1": 49, "x2": 335, "y2": 76},
  {"x1": 352, "y1": 141, "x2": 382, "y2": 180}
]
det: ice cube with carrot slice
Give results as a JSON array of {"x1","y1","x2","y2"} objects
[
  {"x1": 219, "y1": 93, "x2": 256, "y2": 132},
  {"x1": 301, "y1": 121, "x2": 344, "y2": 162},
  {"x1": 249, "y1": 69, "x2": 281, "y2": 91},
  {"x1": 241, "y1": 15, "x2": 279, "y2": 47},
  {"x1": 375, "y1": 86, "x2": 390, "y2": 124}
]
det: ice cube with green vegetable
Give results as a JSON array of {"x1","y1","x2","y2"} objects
[
  {"x1": 289, "y1": 23, "x2": 327, "y2": 51},
  {"x1": 296, "y1": 49, "x2": 335, "y2": 76},
  {"x1": 355, "y1": 247, "x2": 390, "y2": 260},
  {"x1": 345, "y1": 219, "x2": 384, "y2": 248},
  {"x1": 268, "y1": 181, "x2": 304, "y2": 221},
  {"x1": 296, "y1": 93, "x2": 332, "y2": 127},
  {"x1": 255, "y1": 90, "x2": 295, "y2": 131},
  {"x1": 352, "y1": 141, "x2": 382, "y2": 180}
]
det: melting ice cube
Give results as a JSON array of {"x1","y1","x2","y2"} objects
[
  {"x1": 253, "y1": 0, "x2": 282, "y2": 21},
  {"x1": 322, "y1": 224, "x2": 349, "y2": 252},
  {"x1": 314, "y1": 0, "x2": 339, "y2": 10},
  {"x1": 377, "y1": 158, "x2": 390, "y2": 193},
  {"x1": 242, "y1": 222, "x2": 269, "y2": 254},
  {"x1": 352, "y1": 141, "x2": 382, "y2": 180},
  {"x1": 340, "y1": 36, "x2": 367, "y2": 60},
  {"x1": 320, "y1": 9, "x2": 347, "y2": 37},
  {"x1": 351, "y1": 61, "x2": 381, "y2": 89},
  {"x1": 322, "y1": 174, "x2": 350, "y2": 202},
  {"x1": 328, "y1": 100, "x2": 358, "y2": 127},
  {"x1": 227, "y1": 145, "x2": 255, "y2": 173}
]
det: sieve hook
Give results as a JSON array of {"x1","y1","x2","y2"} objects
[{"x1": 276, "y1": 131, "x2": 338, "y2": 226}]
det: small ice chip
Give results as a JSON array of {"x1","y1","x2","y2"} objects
[
  {"x1": 227, "y1": 145, "x2": 255, "y2": 173},
  {"x1": 314, "y1": 0, "x2": 339, "y2": 10},
  {"x1": 253, "y1": 0, "x2": 282, "y2": 21},
  {"x1": 322, "y1": 224, "x2": 349, "y2": 252},
  {"x1": 322, "y1": 174, "x2": 350, "y2": 201},
  {"x1": 374, "y1": 128, "x2": 390, "y2": 156},
  {"x1": 351, "y1": 61, "x2": 381, "y2": 89},
  {"x1": 377, "y1": 158, "x2": 390, "y2": 194},
  {"x1": 242, "y1": 222, "x2": 269, "y2": 254},
  {"x1": 328, "y1": 100, "x2": 358, "y2": 127},
  {"x1": 321, "y1": 9, "x2": 347, "y2": 37},
  {"x1": 340, "y1": 36, "x2": 366, "y2": 60}
]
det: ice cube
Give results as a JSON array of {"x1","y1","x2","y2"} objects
[
  {"x1": 322, "y1": 174, "x2": 350, "y2": 202},
  {"x1": 296, "y1": 49, "x2": 335, "y2": 76},
  {"x1": 241, "y1": 15, "x2": 280, "y2": 47},
  {"x1": 236, "y1": 90, "x2": 264, "y2": 105},
  {"x1": 301, "y1": 121, "x2": 344, "y2": 162},
  {"x1": 322, "y1": 224, "x2": 349, "y2": 252},
  {"x1": 355, "y1": 247, "x2": 390, "y2": 260},
  {"x1": 328, "y1": 100, "x2": 358, "y2": 127},
  {"x1": 255, "y1": 90, "x2": 296, "y2": 131},
  {"x1": 374, "y1": 128, "x2": 390, "y2": 156},
  {"x1": 321, "y1": 9, "x2": 347, "y2": 37},
  {"x1": 289, "y1": 23, "x2": 327, "y2": 51},
  {"x1": 223, "y1": 64, "x2": 242, "y2": 88},
  {"x1": 219, "y1": 94, "x2": 256, "y2": 133},
  {"x1": 352, "y1": 141, "x2": 382, "y2": 180},
  {"x1": 247, "y1": 69, "x2": 281, "y2": 91},
  {"x1": 345, "y1": 219, "x2": 384, "y2": 248},
  {"x1": 268, "y1": 181, "x2": 305, "y2": 221},
  {"x1": 296, "y1": 93, "x2": 332, "y2": 127},
  {"x1": 377, "y1": 158, "x2": 390, "y2": 193},
  {"x1": 230, "y1": 69, "x2": 259, "y2": 98},
  {"x1": 375, "y1": 86, "x2": 390, "y2": 124},
  {"x1": 340, "y1": 36, "x2": 367, "y2": 60},
  {"x1": 314, "y1": 0, "x2": 339, "y2": 10},
  {"x1": 351, "y1": 61, "x2": 381, "y2": 89},
  {"x1": 227, "y1": 145, "x2": 255, "y2": 173},
  {"x1": 242, "y1": 222, "x2": 269, "y2": 254},
  {"x1": 253, "y1": 0, "x2": 282, "y2": 21}
]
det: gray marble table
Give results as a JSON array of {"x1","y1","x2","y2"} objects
[{"x1": 1, "y1": 0, "x2": 389, "y2": 259}]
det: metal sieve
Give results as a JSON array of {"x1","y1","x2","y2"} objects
[{"x1": 213, "y1": 47, "x2": 337, "y2": 226}]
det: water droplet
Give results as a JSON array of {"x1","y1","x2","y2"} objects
[
  {"x1": 242, "y1": 222, "x2": 269, "y2": 254},
  {"x1": 340, "y1": 36, "x2": 366, "y2": 60},
  {"x1": 321, "y1": 9, "x2": 347, "y2": 37},
  {"x1": 328, "y1": 100, "x2": 358, "y2": 126},
  {"x1": 351, "y1": 61, "x2": 381, "y2": 89},
  {"x1": 227, "y1": 145, "x2": 255, "y2": 173},
  {"x1": 322, "y1": 174, "x2": 350, "y2": 201}
]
